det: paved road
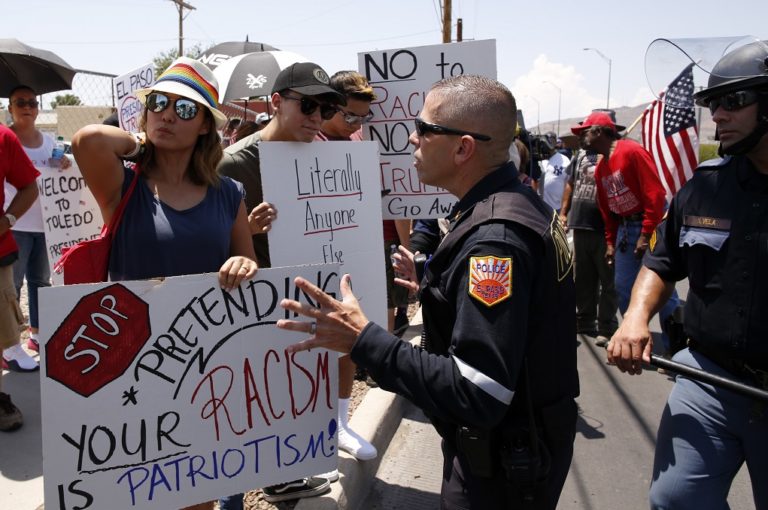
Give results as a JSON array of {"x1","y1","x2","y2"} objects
[
  {"x1": 0, "y1": 282, "x2": 757, "y2": 510},
  {"x1": 365, "y1": 282, "x2": 755, "y2": 509}
]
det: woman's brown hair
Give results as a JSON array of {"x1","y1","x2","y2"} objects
[{"x1": 136, "y1": 107, "x2": 223, "y2": 186}]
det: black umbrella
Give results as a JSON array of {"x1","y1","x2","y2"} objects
[
  {"x1": 199, "y1": 41, "x2": 280, "y2": 69},
  {"x1": 0, "y1": 38, "x2": 77, "y2": 97},
  {"x1": 213, "y1": 51, "x2": 308, "y2": 103}
]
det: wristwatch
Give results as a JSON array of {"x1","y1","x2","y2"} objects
[{"x1": 4, "y1": 213, "x2": 16, "y2": 227}]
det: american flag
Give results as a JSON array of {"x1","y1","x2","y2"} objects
[{"x1": 641, "y1": 63, "x2": 699, "y2": 201}]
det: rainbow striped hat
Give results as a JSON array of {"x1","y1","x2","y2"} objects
[{"x1": 135, "y1": 57, "x2": 227, "y2": 129}]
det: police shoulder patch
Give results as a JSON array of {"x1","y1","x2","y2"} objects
[{"x1": 468, "y1": 255, "x2": 512, "y2": 306}]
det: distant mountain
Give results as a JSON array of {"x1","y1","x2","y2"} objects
[{"x1": 533, "y1": 103, "x2": 717, "y2": 145}]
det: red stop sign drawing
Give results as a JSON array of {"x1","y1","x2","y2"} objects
[{"x1": 46, "y1": 283, "x2": 151, "y2": 397}]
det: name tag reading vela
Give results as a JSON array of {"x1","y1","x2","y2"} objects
[
  {"x1": 40, "y1": 267, "x2": 340, "y2": 509},
  {"x1": 296, "y1": 153, "x2": 362, "y2": 245}
]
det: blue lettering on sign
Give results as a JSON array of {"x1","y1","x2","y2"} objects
[{"x1": 116, "y1": 424, "x2": 336, "y2": 505}]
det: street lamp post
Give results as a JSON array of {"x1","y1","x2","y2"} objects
[
  {"x1": 543, "y1": 81, "x2": 561, "y2": 135},
  {"x1": 584, "y1": 47, "x2": 612, "y2": 109},
  {"x1": 526, "y1": 95, "x2": 540, "y2": 134}
]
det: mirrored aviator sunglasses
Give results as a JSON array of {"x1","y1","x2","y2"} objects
[
  {"x1": 146, "y1": 92, "x2": 200, "y2": 120},
  {"x1": 282, "y1": 94, "x2": 338, "y2": 120},
  {"x1": 707, "y1": 89, "x2": 761, "y2": 115},
  {"x1": 341, "y1": 110, "x2": 374, "y2": 125}
]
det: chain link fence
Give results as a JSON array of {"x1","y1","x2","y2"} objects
[{"x1": 0, "y1": 70, "x2": 117, "y2": 142}]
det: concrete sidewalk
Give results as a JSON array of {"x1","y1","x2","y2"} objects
[
  {"x1": 0, "y1": 357, "x2": 44, "y2": 510},
  {"x1": 294, "y1": 309, "x2": 424, "y2": 510}
]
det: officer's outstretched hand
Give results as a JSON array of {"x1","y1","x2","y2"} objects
[
  {"x1": 278, "y1": 274, "x2": 370, "y2": 354},
  {"x1": 606, "y1": 314, "x2": 653, "y2": 375}
]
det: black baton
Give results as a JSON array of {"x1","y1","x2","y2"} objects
[{"x1": 650, "y1": 354, "x2": 768, "y2": 403}]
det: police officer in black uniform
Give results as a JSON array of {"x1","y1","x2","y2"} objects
[
  {"x1": 608, "y1": 40, "x2": 768, "y2": 509},
  {"x1": 277, "y1": 75, "x2": 579, "y2": 509}
]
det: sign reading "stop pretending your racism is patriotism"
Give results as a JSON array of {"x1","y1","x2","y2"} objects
[{"x1": 39, "y1": 265, "x2": 340, "y2": 509}]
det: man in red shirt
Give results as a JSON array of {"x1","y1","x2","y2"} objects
[
  {"x1": 0, "y1": 124, "x2": 40, "y2": 431},
  {"x1": 572, "y1": 112, "x2": 679, "y2": 352}
]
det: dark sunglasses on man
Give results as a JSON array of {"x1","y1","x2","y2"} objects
[
  {"x1": 414, "y1": 117, "x2": 491, "y2": 141},
  {"x1": 145, "y1": 92, "x2": 200, "y2": 120},
  {"x1": 12, "y1": 99, "x2": 39, "y2": 109},
  {"x1": 281, "y1": 93, "x2": 338, "y2": 120},
  {"x1": 699, "y1": 89, "x2": 763, "y2": 115}
]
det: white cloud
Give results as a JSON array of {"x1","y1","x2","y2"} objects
[
  {"x1": 509, "y1": 54, "x2": 604, "y2": 134},
  {"x1": 629, "y1": 86, "x2": 656, "y2": 107}
]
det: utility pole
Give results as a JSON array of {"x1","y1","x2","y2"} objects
[
  {"x1": 457, "y1": 18, "x2": 463, "y2": 42},
  {"x1": 442, "y1": 0, "x2": 452, "y2": 43},
  {"x1": 170, "y1": 0, "x2": 196, "y2": 56}
]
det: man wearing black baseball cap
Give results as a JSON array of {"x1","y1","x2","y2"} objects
[
  {"x1": 216, "y1": 62, "x2": 344, "y2": 507},
  {"x1": 218, "y1": 62, "x2": 345, "y2": 266}
]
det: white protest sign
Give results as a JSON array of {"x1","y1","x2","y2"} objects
[
  {"x1": 39, "y1": 266, "x2": 340, "y2": 509},
  {"x1": 113, "y1": 63, "x2": 155, "y2": 132},
  {"x1": 358, "y1": 39, "x2": 497, "y2": 219},
  {"x1": 260, "y1": 141, "x2": 388, "y2": 328},
  {"x1": 39, "y1": 159, "x2": 103, "y2": 286}
]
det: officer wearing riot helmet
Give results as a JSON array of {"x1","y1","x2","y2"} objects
[
  {"x1": 276, "y1": 75, "x2": 579, "y2": 510},
  {"x1": 608, "y1": 40, "x2": 768, "y2": 509}
]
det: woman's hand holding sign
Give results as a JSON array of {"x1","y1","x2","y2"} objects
[{"x1": 278, "y1": 274, "x2": 369, "y2": 354}]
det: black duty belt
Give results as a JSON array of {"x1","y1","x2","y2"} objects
[
  {"x1": 689, "y1": 341, "x2": 768, "y2": 390},
  {"x1": 621, "y1": 212, "x2": 644, "y2": 223}
]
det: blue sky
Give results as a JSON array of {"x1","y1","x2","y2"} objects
[{"x1": 5, "y1": 0, "x2": 767, "y2": 126}]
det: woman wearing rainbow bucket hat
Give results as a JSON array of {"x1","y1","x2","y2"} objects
[{"x1": 71, "y1": 57, "x2": 257, "y2": 510}]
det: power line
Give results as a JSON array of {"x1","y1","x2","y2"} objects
[{"x1": 432, "y1": 0, "x2": 443, "y2": 30}]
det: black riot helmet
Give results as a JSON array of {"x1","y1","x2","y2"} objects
[{"x1": 693, "y1": 40, "x2": 768, "y2": 155}]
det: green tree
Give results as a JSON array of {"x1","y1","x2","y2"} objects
[
  {"x1": 50, "y1": 93, "x2": 82, "y2": 109},
  {"x1": 699, "y1": 143, "x2": 719, "y2": 164},
  {"x1": 153, "y1": 44, "x2": 208, "y2": 75}
]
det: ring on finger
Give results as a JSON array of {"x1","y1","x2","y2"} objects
[{"x1": 309, "y1": 321, "x2": 317, "y2": 335}]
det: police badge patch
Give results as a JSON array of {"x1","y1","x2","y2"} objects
[{"x1": 468, "y1": 256, "x2": 512, "y2": 306}]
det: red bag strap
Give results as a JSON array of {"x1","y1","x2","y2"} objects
[{"x1": 106, "y1": 164, "x2": 141, "y2": 234}]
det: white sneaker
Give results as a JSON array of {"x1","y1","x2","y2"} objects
[
  {"x1": 2, "y1": 344, "x2": 39, "y2": 372},
  {"x1": 338, "y1": 425, "x2": 377, "y2": 460},
  {"x1": 317, "y1": 469, "x2": 339, "y2": 482}
]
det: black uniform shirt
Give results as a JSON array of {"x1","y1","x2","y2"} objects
[
  {"x1": 352, "y1": 164, "x2": 577, "y2": 433},
  {"x1": 644, "y1": 156, "x2": 768, "y2": 368}
]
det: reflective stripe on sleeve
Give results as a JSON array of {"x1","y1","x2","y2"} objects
[{"x1": 452, "y1": 355, "x2": 514, "y2": 404}]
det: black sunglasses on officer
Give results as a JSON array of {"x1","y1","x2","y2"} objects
[
  {"x1": 697, "y1": 89, "x2": 764, "y2": 115},
  {"x1": 414, "y1": 117, "x2": 492, "y2": 141}
]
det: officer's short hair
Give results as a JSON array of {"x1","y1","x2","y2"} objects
[{"x1": 429, "y1": 75, "x2": 517, "y2": 152}]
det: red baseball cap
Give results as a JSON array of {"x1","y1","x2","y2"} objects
[{"x1": 571, "y1": 112, "x2": 616, "y2": 135}]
